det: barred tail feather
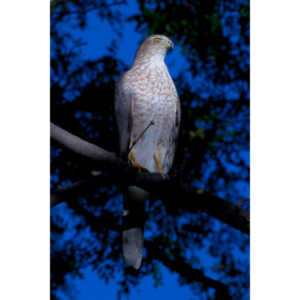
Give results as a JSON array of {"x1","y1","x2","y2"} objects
[
  {"x1": 122, "y1": 186, "x2": 148, "y2": 269},
  {"x1": 122, "y1": 227, "x2": 143, "y2": 269}
]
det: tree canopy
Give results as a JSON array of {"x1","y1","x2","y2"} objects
[{"x1": 50, "y1": 0, "x2": 249, "y2": 299}]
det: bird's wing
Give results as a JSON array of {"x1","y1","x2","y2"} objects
[
  {"x1": 115, "y1": 73, "x2": 134, "y2": 158},
  {"x1": 173, "y1": 93, "x2": 181, "y2": 151},
  {"x1": 176, "y1": 95, "x2": 181, "y2": 128}
]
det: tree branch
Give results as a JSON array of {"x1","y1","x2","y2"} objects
[
  {"x1": 50, "y1": 122, "x2": 249, "y2": 235},
  {"x1": 146, "y1": 239, "x2": 232, "y2": 299},
  {"x1": 51, "y1": 123, "x2": 122, "y2": 166}
]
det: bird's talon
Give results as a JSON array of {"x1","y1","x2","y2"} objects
[
  {"x1": 154, "y1": 153, "x2": 164, "y2": 174},
  {"x1": 129, "y1": 151, "x2": 148, "y2": 173}
]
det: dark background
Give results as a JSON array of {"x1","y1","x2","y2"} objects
[{"x1": 50, "y1": 0, "x2": 249, "y2": 299}]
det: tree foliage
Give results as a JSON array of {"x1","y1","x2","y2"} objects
[{"x1": 50, "y1": 0, "x2": 249, "y2": 299}]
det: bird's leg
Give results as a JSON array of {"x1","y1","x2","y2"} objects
[
  {"x1": 128, "y1": 151, "x2": 148, "y2": 173},
  {"x1": 154, "y1": 151, "x2": 164, "y2": 174}
]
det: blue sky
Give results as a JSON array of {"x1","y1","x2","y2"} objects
[{"x1": 57, "y1": 265, "x2": 196, "y2": 300}]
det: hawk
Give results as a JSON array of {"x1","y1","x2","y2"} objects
[{"x1": 114, "y1": 35, "x2": 181, "y2": 269}]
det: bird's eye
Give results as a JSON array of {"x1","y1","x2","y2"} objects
[{"x1": 153, "y1": 38, "x2": 161, "y2": 44}]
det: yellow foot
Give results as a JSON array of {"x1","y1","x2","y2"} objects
[
  {"x1": 128, "y1": 151, "x2": 148, "y2": 173},
  {"x1": 154, "y1": 152, "x2": 164, "y2": 174}
]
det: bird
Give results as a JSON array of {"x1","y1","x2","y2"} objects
[{"x1": 114, "y1": 34, "x2": 181, "y2": 269}]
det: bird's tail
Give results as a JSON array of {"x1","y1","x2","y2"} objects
[{"x1": 122, "y1": 186, "x2": 148, "y2": 269}]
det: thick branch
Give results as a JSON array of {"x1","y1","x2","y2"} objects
[
  {"x1": 50, "y1": 123, "x2": 249, "y2": 235},
  {"x1": 51, "y1": 123, "x2": 122, "y2": 166}
]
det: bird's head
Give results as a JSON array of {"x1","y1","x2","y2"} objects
[{"x1": 135, "y1": 35, "x2": 174, "y2": 61}]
